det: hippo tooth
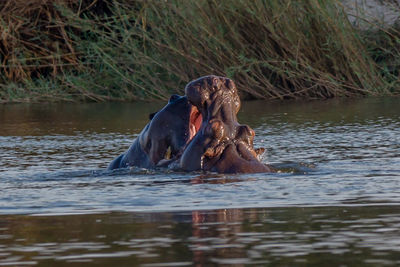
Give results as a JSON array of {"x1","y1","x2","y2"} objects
[
  {"x1": 164, "y1": 146, "x2": 172, "y2": 160},
  {"x1": 189, "y1": 124, "x2": 196, "y2": 140}
]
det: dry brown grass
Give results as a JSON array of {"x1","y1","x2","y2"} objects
[
  {"x1": 0, "y1": 0, "x2": 83, "y2": 81},
  {"x1": 0, "y1": 0, "x2": 399, "y2": 102}
]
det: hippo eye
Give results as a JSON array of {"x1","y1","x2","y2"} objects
[{"x1": 169, "y1": 94, "x2": 180, "y2": 102}]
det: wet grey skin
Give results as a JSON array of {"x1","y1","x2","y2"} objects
[{"x1": 108, "y1": 94, "x2": 201, "y2": 170}]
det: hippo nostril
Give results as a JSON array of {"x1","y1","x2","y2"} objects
[{"x1": 169, "y1": 94, "x2": 180, "y2": 102}]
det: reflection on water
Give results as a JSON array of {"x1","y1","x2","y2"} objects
[
  {"x1": 1, "y1": 206, "x2": 400, "y2": 266},
  {"x1": 1, "y1": 97, "x2": 400, "y2": 265}
]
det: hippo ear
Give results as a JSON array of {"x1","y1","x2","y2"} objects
[
  {"x1": 149, "y1": 111, "x2": 157, "y2": 120},
  {"x1": 211, "y1": 77, "x2": 221, "y2": 90},
  {"x1": 169, "y1": 94, "x2": 180, "y2": 103}
]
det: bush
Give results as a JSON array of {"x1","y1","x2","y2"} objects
[{"x1": 1, "y1": 0, "x2": 399, "y2": 102}]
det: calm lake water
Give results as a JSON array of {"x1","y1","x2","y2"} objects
[{"x1": 0, "y1": 97, "x2": 399, "y2": 266}]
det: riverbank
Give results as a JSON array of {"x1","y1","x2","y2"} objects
[{"x1": 1, "y1": 0, "x2": 400, "y2": 103}]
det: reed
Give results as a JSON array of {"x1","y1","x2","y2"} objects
[{"x1": 1, "y1": 0, "x2": 399, "y2": 102}]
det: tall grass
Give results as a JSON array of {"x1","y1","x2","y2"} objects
[{"x1": 1, "y1": 0, "x2": 400, "y2": 102}]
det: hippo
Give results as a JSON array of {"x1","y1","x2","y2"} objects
[
  {"x1": 178, "y1": 75, "x2": 271, "y2": 173},
  {"x1": 108, "y1": 94, "x2": 202, "y2": 170},
  {"x1": 108, "y1": 75, "x2": 271, "y2": 173}
]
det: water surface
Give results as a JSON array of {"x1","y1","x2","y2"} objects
[{"x1": 0, "y1": 97, "x2": 399, "y2": 265}]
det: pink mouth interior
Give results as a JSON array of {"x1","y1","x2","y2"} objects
[{"x1": 189, "y1": 106, "x2": 202, "y2": 141}]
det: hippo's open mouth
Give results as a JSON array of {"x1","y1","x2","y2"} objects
[
  {"x1": 189, "y1": 106, "x2": 202, "y2": 141},
  {"x1": 178, "y1": 75, "x2": 272, "y2": 173},
  {"x1": 162, "y1": 104, "x2": 202, "y2": 161}
]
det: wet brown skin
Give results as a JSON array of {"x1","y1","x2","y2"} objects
[
  {"x1": 179, "y1": 75, "x2": 272, "y2": 173},
  {"x1": 108, "y1": 95, "x2": 202, "y2": 170}
]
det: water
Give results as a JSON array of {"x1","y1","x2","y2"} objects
[{"x1": 0, "y1": 97, "x2": 399, "y2": 265}]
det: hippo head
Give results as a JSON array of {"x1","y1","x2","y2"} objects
[
  {"x1": 141, "y1": 94, "x2": 203, "y2": 166},
  {"x1": 108, "y1": 76, "x2": 271, "y2": 173},
  {"x1": 178, "y1": 75, "x2": 271, "y2": 173},
  {"x1": 108, "y1": 94, "x2": 203, "y2": 170}
]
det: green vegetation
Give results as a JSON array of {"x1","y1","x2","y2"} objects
[{"x1": 1, "y1": 0, "x2": 400, "y2": 103}]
